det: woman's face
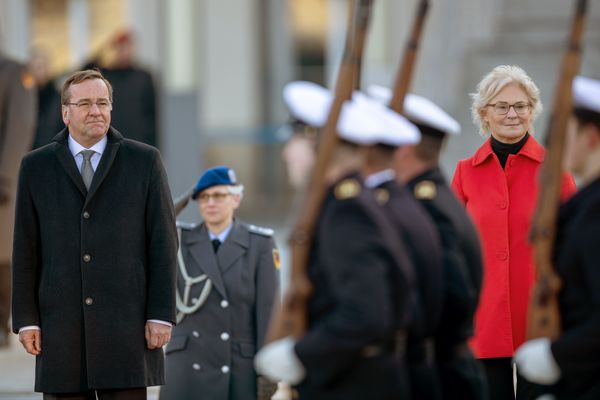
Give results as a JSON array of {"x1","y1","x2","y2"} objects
[{"x1": 482, "y1": 83, "x2": 532, "y2": 144}]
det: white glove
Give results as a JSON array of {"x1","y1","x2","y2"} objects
[
  {"x1": 514, "y1": 338, "x2": 561, "y2": 385},
  {"x1": 254, "y1": 337, "x2": 306, "y2": 385}
]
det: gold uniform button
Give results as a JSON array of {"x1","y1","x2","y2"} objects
[
  {"x1": 85, "y1": 297, "x2": 93, "y2": 305},
  {"x1": 83, "y1": 254, "x2": 91, "y2": 262}
]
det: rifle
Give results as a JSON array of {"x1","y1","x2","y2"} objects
[
  {"x1": 527, "y1": 0, "x2": 588, "y2": 340},
  {"x1": 388, "y1": 0, "x2": 430, "y2": 114},
  {"x1": 265, "y1": 0, "x2": 375, "y2": 343}
]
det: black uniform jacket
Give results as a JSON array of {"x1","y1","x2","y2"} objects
[
  {"x1": 161, "y1": 220, "x2": 279, "y2": 400},
  {"x1": 408, "y1": 167, "x2": 487, "y2": 400},
  {"x1": 11, "y1": 128, "x2": 177, "y2": 393},
  {"x1": 294, "y1": 174, "x2": 415, "y2": 400},
  {"x1": 552, "y1": 176, "x2": 600, "y2": 400},
  {"x1": 376, "y1": 178, "x2": 444, "y2": 400}
]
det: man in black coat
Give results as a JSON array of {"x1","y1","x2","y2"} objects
[
  {"x1": 12, "y1": 69, "x2": 177, "y2": 400},
  {"x1": 368, "y1": 85, "x2": 488, "y2": 400},
  {"x1": 515, "y1": 76, "x2": 600, "y2": 400},
  {"x1": 256, "y1": 90, "x2": 419, "y2": 399}
]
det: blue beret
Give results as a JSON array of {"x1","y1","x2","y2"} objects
[{"x1": 192, "y1": 166, "x2": 238, "y2": 200}]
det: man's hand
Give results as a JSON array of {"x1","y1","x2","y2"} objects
[
  {"x1": 145, "y1": 321, "x2": 172, "y2": 349},
  {"x1": 19, "y1": 329, "x2": 42, "y2": 355}
]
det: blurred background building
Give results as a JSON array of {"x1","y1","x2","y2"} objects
[{"x1": 2, "y1": 0, "x2": 600, "y2": 224}]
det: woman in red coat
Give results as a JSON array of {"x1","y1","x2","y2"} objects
[{"x1": 451, "y1": 65, "x2": 576, "y2": 400}]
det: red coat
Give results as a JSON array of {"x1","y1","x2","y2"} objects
[{"x1": 451, "y1": 136, "x2": 576, "y2": 359}]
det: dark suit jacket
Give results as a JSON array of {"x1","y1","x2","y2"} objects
[
  {"x1": 295, "y1": 174, "x2": 413, "y2": 400},
  {"x1": 11, "y1": 127, "x2": 177, "y2": 393},
  {"x1": 552, "y1": 176, "x2": 600, "y2": 400},
  {"x1": 161, "y1": 220, "x2": 279, "y2": 400}
]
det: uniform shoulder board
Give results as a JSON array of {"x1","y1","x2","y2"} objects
[
  {"x1": 176, "y1": 221, "x2": 199, "y2": 230},
  {"x1": 374, "y1": 188, "x2": 390, "y2": 204},
  {"x1": 248, "y1": 224, "x2": 274, "y2": 237},
  {"x1": 334, "y1": 178, "x2": 361, "y2": 200},
  {"x1": 414, "y1": 180, "x2": 437, "y2": 200}
]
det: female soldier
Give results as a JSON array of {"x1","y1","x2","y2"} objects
[
  {"x1": 160, "y1": 166, "x2": 279, "y2": 400},
  {"x1": 451, "y1": 65, "x2": 576, "y2": 400}
]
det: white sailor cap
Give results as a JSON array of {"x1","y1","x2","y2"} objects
[
  {"x1": 367, "y1": 84, "x2": 461, "y2": 136},
  {"x1": 282, "y1": 81, "x2": 333, "y2": 127},
  {"x1": 337, "y1": 92, "x2": 421, "y2": 147},
  {"x1": 573, "y1": 76, "x2": 600, "y2": 113}
]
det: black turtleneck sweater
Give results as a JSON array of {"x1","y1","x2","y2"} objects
[{"x1": 491, "y1": 133, "x2": 529, "y2": 169}]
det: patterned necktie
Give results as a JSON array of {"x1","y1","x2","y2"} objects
[
  {"x1": 212, "y1": 239, "x2": 221, "y2": 253},
  {"x1": 80, "y1": 150, "x2": 95, "y2": 190}
]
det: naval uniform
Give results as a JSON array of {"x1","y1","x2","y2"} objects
[
  {"x1": 369, "y1": 174, "x2": 444, "y2": 400},
  {"x1": 408, "y1": 167, "x2": 488, "y2": 400},
  {"x1": 160, "y1": 219, "x2": 279, "y2": 400},
  {"x1": 550, "y1": 176, "x2": 600, "y2": 399},
  {"x1": 294, "y1": 174, "x2": 414, "y2": 400}
]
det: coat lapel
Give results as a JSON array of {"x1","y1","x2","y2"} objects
[
  {"x1": 185, "y1": 225, "x2": 227, "y2": 298},
  {"x1": 217, "y1": 220, "x2": 248, "y2": 273},
  {"x1": 52, "y1": 129, "x2": 87, "y2": 197}
]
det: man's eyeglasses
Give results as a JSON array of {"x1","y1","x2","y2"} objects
[
  {"x1": 65, "y1": 99, "x2": 112, "y2": 112},
  {"x1": 198, "y1": 192, "x2": 231, "y2": 203},
  {"x1": 486, "y1": 102, "x2": 531, "y2": 115}
]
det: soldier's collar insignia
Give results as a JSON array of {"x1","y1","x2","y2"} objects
[
  {"x1": 334, "y1": 178, "x2": 361, "y2": 199},
  {"x1": 414, "y1": 180, "x2": 436, "y2": 200},
  {"x1": 374, "y1": 188, "x2": 390, "y2": 204}
]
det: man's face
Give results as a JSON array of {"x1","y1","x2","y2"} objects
[
  {"x1": 62, "y1": 78, "x2": 111, "y2": 147},
  {"x1": 197, "y1": 185, "x2": 240, "y2": 228},
  {"x1": 282, "y1": 135, "x2": 316, "y2": 189}
]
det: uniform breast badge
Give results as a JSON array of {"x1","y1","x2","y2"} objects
[{"x1": 414, "y1": 180, "x2": 437, "y2": 200}]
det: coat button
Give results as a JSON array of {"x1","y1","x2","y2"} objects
[
  {"x1": 497, "y1": 251, "x2": 508, "y2": 261},
  {"x1": 83, "y1": 211, "x2": 90, "y2": 219},
  {"x1": 220, "y1": 332, "x2": 230, "y2": 341},
  {"x1": 85, "y1": 297, "x2": 93, "y2": 305},
  {"x1": 220, "y1": 300, "x2": 229, "y2": 308},
  {"x1": 498, "y1": 200, "x2": 507, "y2": 209},
  {"x1": 192, "y1": 331, "x2": 200, "y2": 338},
  {"x1": 509, "y1": 159, "x2": 515, "y2": 167},
  {"x1": 83, "y1": 254, "x2": 91, "y2": 262},
  {"x1": 192, "y1": 363, "x2": 201, "y2": 371},
  {"x1": 221, "y1": 365, "x2": 230, "y2": 373}
]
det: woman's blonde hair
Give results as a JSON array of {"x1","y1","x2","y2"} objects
[{"x1": 470, "y1": 65, "x2": 543, "y2": 137}]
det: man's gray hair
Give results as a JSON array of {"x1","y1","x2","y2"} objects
[
  {"x1": 470, "y1": 65, "x2": 543, "y2": 137},
  {"x1": 228, "y1": 184, "x2": 244, "y2": 200}
]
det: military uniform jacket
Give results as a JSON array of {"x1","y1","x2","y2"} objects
[
  {"x1": 409, "y1": 167, "x2": 487, "y2": 400},
  {"x1": 161, "y1": 220, "x2": 279, "y2": 400},
  {"x1": 551, "y1": 176, "x2": 600, "y2": 400},
  {"x1": 11, "y1": 128, "x2": 178, "y2": 393},
  {"x1": 376, "y1": 178, "x2": 443, "y2": 400},
  {"x1": 0, "y1": 55, "x2": 36, "y2": 264},
  {"x1": 294, "y1": 175, "x2": 414, "y2": 400}
]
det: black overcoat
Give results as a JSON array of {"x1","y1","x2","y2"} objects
[
  {"x1": 11, "y1": 128, "x2": 177, "y2": 393},
  {"x1": 551, "y1": 176, "x2": 600, "y2": 400},
  {"x1": 161, "y1": 220, "x2": 279, "y2": 400},
  {"x1": 408, "y1": 167, "x2": 487, "y2": 400}
]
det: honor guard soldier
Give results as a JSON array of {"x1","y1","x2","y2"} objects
[
  {"x1": 369, "y1": 85, "x2": 488, "y2": 400},
  {"x1": 256, "y1": 89, "x2": 419, "y2": 400},
  {"x1": 160, "y1": 166, "x2": 280, "y2": 400},
  {"x1": 351, "y1": 92, "x2": 445, "y2": 400},
  {"x1": 515, "y1": 76, "x2": 600, "y2": 400}
]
